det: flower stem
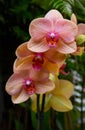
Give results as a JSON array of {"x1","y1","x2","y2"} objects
[
  {"x1": 80, "y1": 76, "x2": 84, "y2": 130},
  {"x1": 41, "y1": 94, "x2": 46, "y2": 113},
  {"x1": 37, "y1": 94, "x2": 40, "y2": 113},
  {"x1": 37, "y1": 94, "x2": 45, "y2": 130}
]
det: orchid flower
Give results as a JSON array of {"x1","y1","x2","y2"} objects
[
  {"x1": 5, "y1": 69, "x2": 55, "y2": 104},
  {"x1": 27, "y1": 9, "x2": 78, "y2": 54},
  {"x1": 71, "y1": 14, "x2": 85, "y2": 55},
  {"x1": 31, "y1": 74, "x2": 74, "y2": 112},
  {"x1": 14, "y1": 42, "x2": 66, "y2": 74}
]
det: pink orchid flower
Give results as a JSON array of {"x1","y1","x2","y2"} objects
[
  {"x1": 71, "y1": 13, "x2": 85, "y2": 35},
  {"x1": 27, "y1": 9, "x2": 78, "y2": 54},
  {"x1": 5, "y1": 69, "x2": 55, "y2": 104},
  {"x1": 71, "y1": 14, "x2": 85, "y2": 55},
  {"x1": 14, "y1": 42, "x2": 66, "y2": 74}
]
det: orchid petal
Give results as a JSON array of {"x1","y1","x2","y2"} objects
[
  {"x1": 13, "y1": 56, "x2": 33, "y2": 72},
  {"x1": 49, "y1": 74, "x2": 60, "y2": 90},
  {"x1": 29, "y1": 18, "x2": 52, "y2": 41},
  {"x1": 29, "y1": 67, "x2": 49, "y2": 81},
  {"x1": 56, "y1": 40, "x2": 77, "y2": 54},
  {"x1": 50, "y1": 95, "x2": 73, "y2": 112},
  {"x1": 35, "y1": 79, "x2": 55, "y2": 94},
  {"x1": 12, "y1": 89, "x2": 30, "y2": 104},
  {"x1": 16, "y1": 42, "x2": 33, "y2": 58},
  {"x1": 45, "y1": 48, "x2": 66, "y2": 64},
  {"x1": 45, "y1": 9, "x2": 63, "y2": 24},
  {"x1": 52, "y1": 79, "x2": 74, "y2": 98},
  {"x1": 78, "y1": 23, "x2": 85, "y2": 35},
  {"x1": 71, "y1": 13, "x2": 77, "y2": 24},
  {"x1": 45, "y1": 60, "x2": 59, "y2": 74},
  {"x1": 56, "y1": 20, "x2": 78, "y2": 43},
  {"x1": 27, "y1": 39, "x2": 49, "y2": 52},
  {"x1": 5, "y1": 73, "x2": 24, "y2": 95}
]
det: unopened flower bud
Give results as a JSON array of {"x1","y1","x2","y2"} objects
[{"x1": 76, "y1": 34, "x2": 85, "y2": 46}]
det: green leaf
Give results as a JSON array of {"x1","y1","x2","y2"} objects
[
  {"x1": 72, "y1": 0, "x2": 85, "y2": 22},
  {"x1": 13, "y1": 26, "x2": 29, "y2": 41},
  {"x1": 52, "y1": 0, "x2": 72, "y2": 17}
]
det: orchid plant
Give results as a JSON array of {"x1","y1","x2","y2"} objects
[{"x1": 5, "y1": 9, "x2": 85, "y2": 130}]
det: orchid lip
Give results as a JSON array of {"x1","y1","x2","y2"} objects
[
  {"x1": 46, "y1": 32, "x2": 59, "y2": 47},
  {"x1": 32, "y1": 53, "x2": 44, "y2": 71},
  {"x1": 24, "y1": 79, "x2": 36, "y2": 95}
]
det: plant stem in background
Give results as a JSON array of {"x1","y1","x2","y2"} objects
[
  {"x1": 64, "y1": 112, "x2": 73, "y2": 130},
  {"x1": 80, "y1": 75, "x2": 85, "y2": 130},
  {"x1": 79, "y1": 56, "x2": 85, "y2": 130},
  {"x1": 50, "y1": 109, "x2": 59, "y2": 130},
  {"x1": 37, "y1": 94, "x2": 46, "y2": 130},
  {"x1": 80, "y1": 86, "x2": 84, "y2": 130}
]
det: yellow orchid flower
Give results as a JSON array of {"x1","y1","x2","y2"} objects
[{"x1": 31, "y1": 74, "x2": 74, "y2": 112}]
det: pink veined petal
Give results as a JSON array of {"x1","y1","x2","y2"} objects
[
  {"x1": 55, "y1": 19, "x2": 78, "y2": 43},
  {"x1": 14, "y1": 60, "x2": 49, "y2": 82},
  {"x1": 5, "y1": 73, "x2": 24, "y2": 95},
  {"x1": 29, "y1": 67, "x2": 49, "y2": 81},
  {"x1": 16, "y1": 42, "x2": 33, "y2": 58},
  {"x1": 12, "y1": 89, "x2": 30, "y2": 104},
  {"x1": 27, "y1": 39, "x2": 49, "y2": 53},
  {"x1": 78, "y1": 23, "x2": 85, "y2": 35},
  {"x1": 35, "y1": 79, "x2": 55, "y2": 94},
  {"x1": 50, "y1": 95, "x2": 73, "y2": 112},
  {"x1": 45, "y1": 9, "x2": 63, "y2": 25},
  {"x1": 56, "y1": 40, "x2": 77, "y2": 54},
  {"x1": 71, "y1": 13, "x2": 77, "y2": 24},
  {"x1": 44, "y1": 48, "x2": 66, "y2": 64},
  {"x1": 6, "y1": 70, "x2": 33, "y2": 90},
  {"x1": 29, "y1": 18, "x2": 52, "y2": 41},
  {"x1": 13, "y1": 56, "x2": 33, "y2": 72}
]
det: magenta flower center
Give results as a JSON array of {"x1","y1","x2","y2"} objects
[
  {"x1": 46, "y1": 32, "x2": 59, "y2": 47},
  {"x1": 24, "y1": 79, "x2": 36, "y2": 95},
  {"x1": 32, "y1": 53, "x2": 44, "y2": 70}
]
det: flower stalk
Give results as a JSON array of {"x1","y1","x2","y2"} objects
[{"x1": 37, "y1": 94, "x2": 46, "y2": 130}]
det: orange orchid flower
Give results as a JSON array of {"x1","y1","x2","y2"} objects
[
  {"x1": 14, "y1": 42, "x2": 66, "y2": 74},
  {"x1": 27, "y1": 9, "x2": 78, "y2": 54},
  {"x1": 31, "y1": 74, "x2": 74, "y2": 112},
  {"x1": 5, "y1": 69, "x2": 55, "y2": 104}
]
